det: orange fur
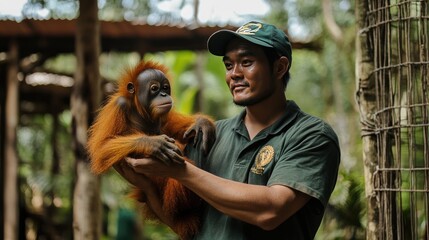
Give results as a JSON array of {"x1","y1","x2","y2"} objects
[{"x1": 87, "y1": 60, "x2": 214, "y2": 240}]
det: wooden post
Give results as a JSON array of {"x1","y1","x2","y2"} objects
[
  {"x1": 355, "y1": 1, "x2": 379, "y2": 239},
  {"x1": 4, "y1": 40, "x2": 19, "y2": 240},
  {"x1": 71, "y1": 0, "x2": 102, "y2": 239}
]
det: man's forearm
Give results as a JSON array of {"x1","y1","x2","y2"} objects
[
  {"x1": 175, "y1": 162, "x2": 309, "y2": 230},
  {"x1": 123, "y1": 157, "x2": 310, "y2": 230}
]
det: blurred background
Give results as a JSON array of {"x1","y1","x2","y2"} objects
[{"x1": 1, "y1": 0, "x2": 414, "y2": 239}]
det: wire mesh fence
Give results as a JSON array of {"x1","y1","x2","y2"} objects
[{"x1": 360, "y1": 0, "x2": 428, "y2": 239}]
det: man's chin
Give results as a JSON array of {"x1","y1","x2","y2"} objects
[
  {"x1": 233, "y1": 99, "x2": 252, "y2": 107},
  {"x1": 233, "y1": 92, "x2": 272, "y2": 107}
]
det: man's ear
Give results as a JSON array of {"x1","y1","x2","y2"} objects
[{"x1": 275, "y1": 56, "x2": 289, "y2": 80}]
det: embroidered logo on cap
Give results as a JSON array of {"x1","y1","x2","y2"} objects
[
  {"x1": 251, "y1": 145, "x2": 274, "y2": 175},
  {"x1": 236, "y1": 22, "x2": 262, "y2": 35}
]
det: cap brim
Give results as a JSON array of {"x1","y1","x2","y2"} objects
[{"x1": 207, "y1": 30, "x2": 273, "y2": 56}]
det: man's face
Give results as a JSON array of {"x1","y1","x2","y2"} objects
[{"x1": 222, "y1": 38, "x2": 278, "y2": 107}]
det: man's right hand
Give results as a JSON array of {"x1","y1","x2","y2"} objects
[{"x1": 114, "y1": 160, "x2": 154, "y2": 190}]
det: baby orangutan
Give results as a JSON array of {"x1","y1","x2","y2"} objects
[{"x1": 87, "y1": 60, "x2": 215, "y2": 240}]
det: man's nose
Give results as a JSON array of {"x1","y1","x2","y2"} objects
[{"x1": 230, "y1": 65, "x2": 243, "y2": 80}]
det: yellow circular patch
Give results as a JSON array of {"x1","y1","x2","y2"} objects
[
  {"x1": 256, "y1": 145, "x2": 274, "y2": 167},
  {"x1": 251, "y1": 145, "x2": 274, "y2": 175}
]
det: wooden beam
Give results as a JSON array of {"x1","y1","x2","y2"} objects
[{"x1": 4, "y1": 39, "x2": 19, "y2": 240}]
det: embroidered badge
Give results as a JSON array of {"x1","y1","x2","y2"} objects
[
  {"x1": 236, "y1": 22, "x2": 262, "y2": 35},
  {"x1": 251, "y1": 145, "x2": 274, "y2": 175}
]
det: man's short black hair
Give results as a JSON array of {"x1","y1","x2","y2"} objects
[{"x1": 263, "y1": 47, "x2": 290, "y2": 89}]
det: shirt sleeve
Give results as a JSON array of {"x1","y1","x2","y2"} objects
[
  {"x1": 268, "y1": 132, "x2": 340, "y2": 208},
  {"x1": 184, "y1": 141, "x2": 204, "y2": 168}
]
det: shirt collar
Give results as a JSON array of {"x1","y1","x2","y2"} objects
[
  {"x1": 269, "y1": 100, "x2": 300, "y2": 135},
  {"x1": 231, "y1": 110, "x2": 248, "y2": 138},
  {"x1": 231, "y1": 100, "x2": 301, "y2": 139}
]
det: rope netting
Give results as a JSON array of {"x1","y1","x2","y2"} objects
[{"x1": 361, "y1": 0, "x2": 429, "y2": 239}]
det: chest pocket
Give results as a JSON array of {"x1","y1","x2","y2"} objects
[{"x1": 248, "y1": 144, "x2": 279, "y2": 185}]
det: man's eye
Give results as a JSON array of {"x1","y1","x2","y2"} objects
[
  {"x1": 242, "y1": 59, "x2": 252, "y2": 66},
  {"x1": 224, "y1": 62, "x2": 232, "y2": 70}
]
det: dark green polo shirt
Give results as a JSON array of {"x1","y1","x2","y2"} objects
[{"x1": 187, "y1": 100, "x2": 340, "y2": 240}]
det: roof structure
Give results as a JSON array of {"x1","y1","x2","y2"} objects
[
  {"x1": 0, "y1": 19, "x2": 237, "y2": 115},
  {"x1": 0, "y1": 19, "x2": 236, "y2": 58},
  {"x1": 0, "y1": 19, "x2": 320, "y2": 115}
]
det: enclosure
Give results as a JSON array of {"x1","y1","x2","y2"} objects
[{"x1": 356, "y1": 0, "x2": 429, "y2": 239}]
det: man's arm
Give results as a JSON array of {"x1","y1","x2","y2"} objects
[{"x1": 125, "y1": 158, "x2": 311, "y2": 230}]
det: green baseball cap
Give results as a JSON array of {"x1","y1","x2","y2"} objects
[{"x1": 207, "y1": 21, "x2": 292, "y2": 69}]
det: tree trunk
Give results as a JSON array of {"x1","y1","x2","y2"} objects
[
  {"x1": 4, "y1": 40, "x2": 19, "y2": 240},
  {"x1": 71, "y1": 0, "x2": 102, "y2": 239},
  {"x1": 355, "y1": 1, "x2": 379, "y2": 239},
  {"x1": 192, "y1": 0, "x2": 205, "y2": 113}
]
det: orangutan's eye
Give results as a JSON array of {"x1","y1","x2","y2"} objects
[{"x1": 150, "y1": 84, "x2": 159, "y2": 92}]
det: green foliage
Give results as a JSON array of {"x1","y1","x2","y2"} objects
[
  {"x1": 18, "y1": 111, "x2": 74, "y2": 237},
  {"x1": 295, "y1": 0, "x2": 321, "y2": 26},
  {"x1": 177, "y1": 86, "x2": 198, "y2": 114},
  {"x1": 100, "y1": 52, "x2": 141, "y2": 80},
  {"x1": 316, "y1": 170, "x2": 366, "y2": 240},
  {"x1": 286, "y1": 49, "x2": 326, "y2": 117},
  {"x1": 44, "y1": 54, "x2": 76, "y2": 75},
  {"x1": 262, "y1": 0, "x2": 289, "y2": 26}
]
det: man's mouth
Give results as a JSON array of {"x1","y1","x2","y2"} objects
[{"x1": 231, "y1": 83, "x2": 249, "y2": 92}]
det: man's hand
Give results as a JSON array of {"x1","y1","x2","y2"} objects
[
  {"x1": 114, "y1": 160, "x2": 154, "y2": 190},
  {"x1": 124, "y1": 156, "x2": 186, "y2": 179}
]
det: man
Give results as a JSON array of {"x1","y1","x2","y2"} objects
[{"x1": 116, "y1": 21, "x2": 340, "y2": 239}]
